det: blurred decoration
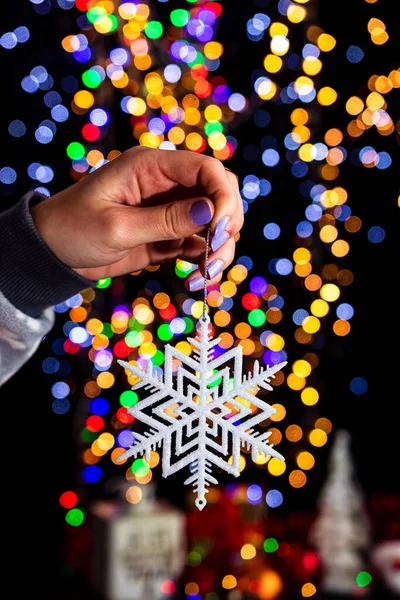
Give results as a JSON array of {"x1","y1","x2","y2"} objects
[
  {"x1": 92, "y1": 481, "x2": 186, "y2": 600},
  {"x1": 372, "y1": 541, "x2": 400, "y2": 597},
  {"x1": 310, "y1": 430, "x2": 371, "y2": 596}
]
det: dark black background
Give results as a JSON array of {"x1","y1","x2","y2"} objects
[{"x1": 1, "y1": 0, "x2": 399, "y2": 596}]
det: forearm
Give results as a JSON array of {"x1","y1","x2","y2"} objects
[
  {"x1": 0, "y1": 291, "x2": 54, "y2": 386},
  {"x1": 0, "y1": 192, "x2": 96, "y2": 384}
]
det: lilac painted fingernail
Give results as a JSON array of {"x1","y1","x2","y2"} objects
[
  {"x1": 188, "y1": 276, "x2": 204, "y2": 291},
  {"x1": 215, "y1": 216, "x2": 230, "y2": 238},
  {"x1": 211, "y1": 230, "x2": 230, "y2": 252},
  {"x1": 207, "y1": 259, "x2": 224, "y2": 279},
  {"x1": 190, "y1": 200, "x2": 212, "y2": 226}
]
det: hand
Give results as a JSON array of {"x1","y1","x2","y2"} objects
[{"x1": 31, "y1": 147, "x2": 243, "y2": 290}]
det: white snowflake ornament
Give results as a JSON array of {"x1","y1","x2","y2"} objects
[{"x1": 117, "y1": 314, "x2": 286, "y2": 510}]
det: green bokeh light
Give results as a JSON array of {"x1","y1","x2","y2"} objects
[
  {"x1": 158, "y1": 323, "x2": 174, "y2": 341},
  {"x1": 204, "y1": 122, "x2": 223, "y2": 136},
  {"x1": 170, "y1": 9, "x2": 190, "y2": 27},
  {"x1": 125, "y1": 330, "x2": 144, "y2": 348},
  {"x1": 263, "y1": 538, "x2": 279, "y2": 553},
  {"x1": 120, "y1": 390, "x2": 138, "y2": 408},
  {"x1": 82, "y1": 69, "x2": 102, "y2": 89},
  {"x1": 153, "y1": 350, "x2": 164, "y2": 366},
  {"x1": 86, "y1": 6, "x2": 106, "y2": 24},
  {"x1": 67, "y1": 142, "x2": 85, "y2": 160},
  {"x1": 187, "y1": 550, "x2": 202, "y2": 566},
  {"x1": 183, "y1": 317, "x2": 195, "y2": 334},
  {"x1": 356, "y1": 572, "x2": 372, "y2": 587},
  {"x1": 81, "y1": 428, "x2": 98, "y2": 443},
  {"x1": 101, "y1": 323, "x2": 113, "y2": 338},
  {"x1": 248, "y1": 308, "x2": 266, "y2": 327},
  {"x1": 132, "y1": 458, "x2": 150, "y2": 478},
  {"x1": 145, "y1": 20, "x2": 163, "y2": 39},
  {"x1": 97, "y1": 277, "x2": 111, "y2": 289},
  {"x1": 66, "y1": 508, "x2": 84, "y2": 527}
]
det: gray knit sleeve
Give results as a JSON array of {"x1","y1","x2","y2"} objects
[{"x1": 0, "y1": 290, "x2": 54, "y2": 386}]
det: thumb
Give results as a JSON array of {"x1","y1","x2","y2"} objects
[{"x1": 124, "y1": 198, "x2": 214, "y2": 246}]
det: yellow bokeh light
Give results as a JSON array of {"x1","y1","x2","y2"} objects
[
  {"x1": 204, "y1": 41, "x2": 223, "y2": 60},
  {"x1": 320, "y1": 283, "x2": 340, "y2": 302},
  {"x1": 299, "y1": 143, "x2": 316, "y2": 162},
  {"x1": 228, "y1": 454, "x2": 246, "y2": 472},
  {"x1": 241, "y1": 544, "x2": 257, "y2": 560},
  {"x1": 97, "y1": 433, "x2": 115, "y2": 452},
  {"x1": 302, "y1": 583, "x2": 317, "y2": 597},
  {"x1": 186, "y1": 132, "x2": 204, "y2": 151},
  {"x1": 96, "y1": 371, "x2": 115, "y2": 389},
  {"x1": 292, "y1": 360, "x2": 312, "y2": 377},
  {"x1": 288, "y1": 4, "x2": 306, "y2": 23},
  {"x1": 302, "y1": 315, "x2": 320, "y2": 334},
  {"x1": 74, "y1": 90, "x2": 94, "y2": 109},
  {"x1": 266, "y1": 333, "x2": 285, "y2": 351},
  {"x1": 204, "y1": 104, "x2": 222, "y2": 122},
  {"x1": 168, "y1": 126, "x2": 185, "y2": 145},
  {"x1": 346, "y1": 96, "x2": 364, "y2": 115},
  {"x1": 311, "y1": 299, "x2": 329, "y2": 317},
  {"x1": 287, "y1": 373, "x2": 306, "y2": 391},
  {"x1": 268, "y1": 457, "x2": 286, "y2": 476},
  {"x1": 309, "y1": 428, "x2": 328, "y2": 447},
  {"x1": 222, "y1": 575, "x2": 237, "y2": 590},
  {"x1": 317, "y1": 33, "x2": 336, "y2": 51},
  {"x1": 301, "y1": 387, "x2": 319, "y2": 406},
  {"x1": 264, "y1": 54, "x2": 283, "y2": 73},
  {"x1": 297, "y1": 452, "x2": 315, "y2": 470},
  {"x1": 208, "y1": 131, "x2": 227, "y2": 151},
  {"x1": 317, "y1": 87, "x2": 338, "y2": 106},
  {"x1": 270, "y1": 23, "x2": 289, "y2": 37},
  {"x1": 127, "y1": 97, "x2": 147, "y2": 116},
  {"x1": 291, "y1": 108, "x2": 308, "y2": 125},
  {"x1": 214, "y1": 310, "x2": 231, "y2": 327},
  {"x1": 303, "y1": 57, "x2": 322, "y2": 76},
  {"x1": 220, "y1": 281, "x2": 237, "y2": 298},
  {"x1": 331, "y1": 240, "x2": 350, "y2": 257},
  {"x1": 320, "y1": 224, "x2": 338, "y2": 243},
  {"x1": 270, "y1": 403, "x2": 286, "y2": 422}
]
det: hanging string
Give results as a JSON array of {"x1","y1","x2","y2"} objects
[{"x1": 202, "y1": 227, "x2": 211, "y2": 321}]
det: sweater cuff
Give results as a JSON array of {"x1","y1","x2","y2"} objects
[{"x1": 0, "y1": 192, "x2": 96, "y2": 317}]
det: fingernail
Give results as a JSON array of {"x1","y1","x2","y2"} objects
[
  {"x1": 214, "y1": 216, "x2": 230, "y2": 238},
  {"x1": 190, "y1": 200, "x2": 212, "y2": 226},
  {"x1": 211, "y1": 230, "x2": 229, "y2": 252},
  {"x1": 188, "y1": 276, "x2": 204, "y2": 291},
  {"x1": 207, "y1": 259, "x2": 224, "y2": 279}
]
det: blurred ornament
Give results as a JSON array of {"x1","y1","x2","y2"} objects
[
  {"x1": 92, "y1": 481, "x2": 185, "y2": 600},
  {"x1": 371, "y1": 540, "x2": 400, "y2": 596},
  {"x1": 309, "y1": 430, "x2": 371, "y2": 595}
]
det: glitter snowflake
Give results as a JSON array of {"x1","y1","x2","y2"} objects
[{"x1": 117, "y1": 314, "x2": 287, "y2": 510}]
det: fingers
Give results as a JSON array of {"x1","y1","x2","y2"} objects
[
  {"x1": 115, "y1": 196, "x2": 214, "y2": 248},
  {"x1": 185, "y1": 237, "x2": 235, "y2": 292},
  {"x1": 151, "y1": 150, "x2": 243, "y2": 243}
]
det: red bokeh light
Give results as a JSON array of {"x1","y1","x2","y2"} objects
[
  {"x1": 86, "y1": 415, "x2": 104, "y2": 432},
  {"x1": 59, "y1": 491, "x2": 78, "y2": 509}
]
